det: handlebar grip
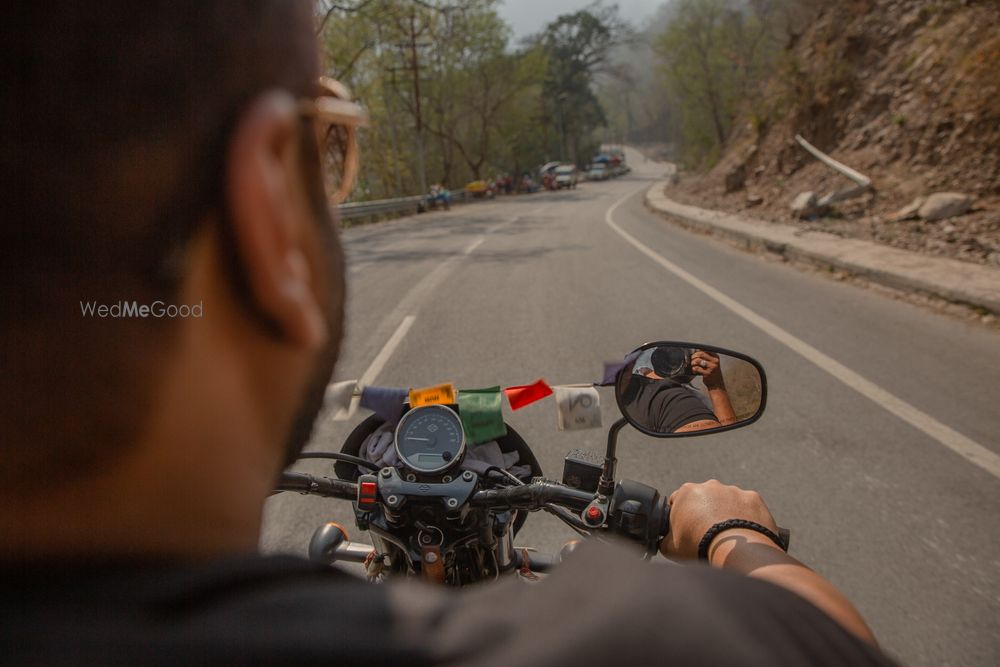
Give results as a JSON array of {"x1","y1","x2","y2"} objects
[
  {"x1": 275, "y1": 471, "x2": 358, "y2": 500},
  {"x1": 470, "y1": 481, "x2": 593, "y2": 510},
  {"x1": 657, "y1": 498, "x2": 671, "y2": 546},
  {"x1": 606, "y1": 480, "x2": 670, "y2": 556}
]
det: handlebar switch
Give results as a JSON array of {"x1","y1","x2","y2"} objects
[
  {"x1": 357, "y1": 474, "x2": 379, "y2": 511},
  {"x1": 608, "y1": 480, "x2": 669, "y2": 556},
  {"x1": 583, "y1": 503, "x2": 606, "y2": 527}
]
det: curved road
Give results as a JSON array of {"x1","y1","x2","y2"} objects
[{"x1": 262, "y1": 151, "x2": 1000, "y2": 667}]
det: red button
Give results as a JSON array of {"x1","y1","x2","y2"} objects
[
  {"x1": 360, "y1": 481, "x2": 377, "y2": 498},
  {"x1": 586, "y1": 506, "x2": 602, "y2": 521}
]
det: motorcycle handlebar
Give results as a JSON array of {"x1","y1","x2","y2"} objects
[
  {"x1": 276, "y1": 473, "x2": 670, "y2": 550},
  {"x1": 276, "y1": 471, "x2": 789, "y2": 562},
  {"x1": 275, "y1": 471, "x2": 358, "y2": 501},
  {"x1": 469, "y1": 480, "x2": 594, "y2": 511},
  {"x1": 274, "y1": 472, "x2": 592, "y2": 510},
  {"x1": 474, "y1": 480, "x2": 671, "y2": 555}
]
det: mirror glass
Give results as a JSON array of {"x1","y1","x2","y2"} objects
[{"x1": 615, "y1": 344, "x2": 764, "y2": 437}]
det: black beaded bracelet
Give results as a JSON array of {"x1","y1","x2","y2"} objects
[{"x1": 697, "y1": 519, "x2": 789, "y2": 561}]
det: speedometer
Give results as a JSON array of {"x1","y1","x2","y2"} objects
[{"x1": 394, "y1": 404, "x2": 466, "y2": 474}]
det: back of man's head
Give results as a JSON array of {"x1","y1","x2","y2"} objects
[{"x1": 2, "y1": 1, "x2": 318, "y2": 490}]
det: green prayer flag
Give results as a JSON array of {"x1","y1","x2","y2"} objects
[{"x1": 458, "y1": 386, "x2": 507, "y2": 445}]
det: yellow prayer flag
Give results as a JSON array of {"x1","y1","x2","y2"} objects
[{"x1": 409, "y1": 382, "x2": 457, "y2": 407}]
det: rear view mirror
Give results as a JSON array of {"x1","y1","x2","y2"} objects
[{"x1": 614, "y1": 342, "x2": 766, "y2": 438}]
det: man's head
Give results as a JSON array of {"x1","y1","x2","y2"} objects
[{"x1": 3, "y1": 1, "x2": 347, "y2": 553}]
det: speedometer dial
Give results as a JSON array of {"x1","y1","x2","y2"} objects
[{"x1": 394, "y1": 404, "x2": 466, "y2": 474}]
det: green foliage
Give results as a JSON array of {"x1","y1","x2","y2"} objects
[
  {"x1": 644, "y1": 0, "x2": 799, "y2": 167},
  {"x1": 316, "y1": 0, "x2": 621, "y2": 199},
  {"x1": 536, "y1": 5, "x2": 626, "y2": 165}
]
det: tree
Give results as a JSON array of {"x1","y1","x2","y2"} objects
[
  {"x1": 420, "y1": 4, "x2": 544, "y2": 180},
  {"x1": 653, "y1": 0, "x2": 803, "y2": 166},
  {"x1": 535, "y1": 3, "x2": 628, "y2": 164},
  {"x1": 657, "y1": 0, "x2": 736, "y2": 152},
  {"x1": 314, "y1": 0, "x2": 608, "y2": 199}
]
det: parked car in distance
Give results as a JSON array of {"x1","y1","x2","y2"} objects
[
  {"x1": 465, "y1": 180, "x2": 496, "y2": 199},
  {"x1": 587, "y1": 163, "x2": 609, "y2": 181},
  {"x1": 554, "y1": 164, "x2": 578, "y2": 189},
  {"x1": 610, "y1": 162, "x2": 631, "y2": 177}
]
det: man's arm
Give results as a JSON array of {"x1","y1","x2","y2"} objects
[
  {"x1": 674, "y1": 418, "x2": 722, "y2": 433},
  {"x1": 661, "y1": 480, "x2": 878, "y2": 645},
  {"x1": 691, "y1": 350, "x2": 737, "y2": 425},
  {"x1": 704, "y1": 384, "x2": 736, "y2": 425}
]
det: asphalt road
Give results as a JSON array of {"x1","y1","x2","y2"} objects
[{"x1": 261, "y1": 151, "x2": 1000, "y2": 667}]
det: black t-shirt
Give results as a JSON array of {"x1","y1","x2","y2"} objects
[
  {"x1": 629, "y1": 377, "x2": 717, "y2": 432},
  {"x1": 0, "y1": 542, "x2": 897, "y2": 666}
]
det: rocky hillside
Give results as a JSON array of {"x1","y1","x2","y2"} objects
[{"x1": 668, "y1": 0, "x2": 1000, "y2": 266}]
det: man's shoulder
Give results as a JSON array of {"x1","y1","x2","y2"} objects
[
  {"x1": 2, "y1": 545, "x2": 897, "y2": 667},
  {"x1": 391, "y1": 541, "x2": 898, "y2": 666},
  {"x1": 1, "y1": 554, "x2": 414, "y2": 666}
]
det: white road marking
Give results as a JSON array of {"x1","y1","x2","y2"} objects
[
  {"x1": 463, "y1": 237, "x2": 484, "y2": 255},
  {"x1": 606, "y1": 187, "x2": 1000, "y2": 479},
  {"x1": 344, "y1": 204, "x2": 536, "y2": 277},
  {"x1": 330, "y1": 216, "x2": 512, "y2": 420},
  {"x1": 333, "y1": 315, "x2": 416, "y2": 420},
  {"x1": 359, "y1": 314, "x2": 416, "y2": 387}
]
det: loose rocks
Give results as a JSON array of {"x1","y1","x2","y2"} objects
[
  {"x1": 791, "y1": 191, "x2": 819, "y2": 219},
  {"x1": 918, "y1": 192, "x2": 973, "y2": 221}
]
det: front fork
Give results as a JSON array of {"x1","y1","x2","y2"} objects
[{"x1": 308, "y1": 520, "x2": 570, "y2": 582}]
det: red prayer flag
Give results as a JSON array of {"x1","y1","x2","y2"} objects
[{"x1": 503, "y1": 379, "x2": 554, "y2": 410}]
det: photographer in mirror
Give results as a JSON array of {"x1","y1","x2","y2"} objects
[{"x1": 622, "y1": 347, "x2": 739, "y2": 434}]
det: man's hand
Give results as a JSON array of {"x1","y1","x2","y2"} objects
[
  {"x1": 691, "y1": 350, "x2": 724, "y2": 388},
  {"x1": 660, "y1": 480, "x2": 779, "y2": 560},
  {"x1": 659, "y1": 480, "x2": 879, "y2": 645}
]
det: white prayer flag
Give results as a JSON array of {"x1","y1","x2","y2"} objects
[
  {"x1": 554, "y1": 385, "x2": 602, "y2": 431},
  {"x1": 325, "y1": 380, "x2": 358, "y2": 421}
]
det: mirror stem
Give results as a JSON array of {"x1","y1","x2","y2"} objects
[{"x1": 598, "y1": 418, "x2": 628, "y2": 497}]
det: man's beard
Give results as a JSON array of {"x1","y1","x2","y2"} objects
[
  {"x1": 280, "y1": 155, "x2": 346, "y2": 468},
  {"x1": 282, "y1": 314, "x2": 340, "y2": 468}
]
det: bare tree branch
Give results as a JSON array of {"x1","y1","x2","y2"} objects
[{"x1": 316, "y1": 0, "x2": 376, "y2": 35}]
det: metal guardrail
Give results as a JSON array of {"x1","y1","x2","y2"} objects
[
  {"x1": 337, "y1": 195, "x2": 422, "y2": 221},
  {"x1": 338, "y1": 190, "x2": 472, "y2": 222}
]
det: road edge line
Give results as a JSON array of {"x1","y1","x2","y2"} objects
[{"x1": 606, "y1": 188, "x2": 1000, "y2": 480}]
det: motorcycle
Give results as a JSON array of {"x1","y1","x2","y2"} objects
[
  {"x1": 423, "y1": 185, "x2": 451, "y2": 211},
  {"x1": 274, "y1": 341, "x2": 783, "y2": 584}
]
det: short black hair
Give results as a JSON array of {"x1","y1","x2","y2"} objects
[{"x1": 2, "y1": 1, "x2": 319, "y2": 487}]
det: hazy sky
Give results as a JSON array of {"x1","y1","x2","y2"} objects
[{"x1": 499, "y1": 0, "x2": 664, "y2": 39}]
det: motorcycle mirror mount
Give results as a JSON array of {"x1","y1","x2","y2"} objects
[{"x1": 597, "y1": 418, "x2": 629, "y2": 497}]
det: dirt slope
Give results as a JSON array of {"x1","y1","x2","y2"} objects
[{"x1": 669, "y1": 0, "x2": 1000, "y2": 266}]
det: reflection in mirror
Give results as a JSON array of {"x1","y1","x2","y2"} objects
[{"x1": 616, "y1": 345, "x2": 763, "y2": 437}]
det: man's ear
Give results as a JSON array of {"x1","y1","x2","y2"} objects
[{"x1": 224, "y1": 91, "x2": 327, "y2": 351}]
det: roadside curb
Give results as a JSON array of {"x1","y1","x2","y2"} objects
[{"x1": 644, "y1": 182, "x2": 1000, "y2": 316}]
